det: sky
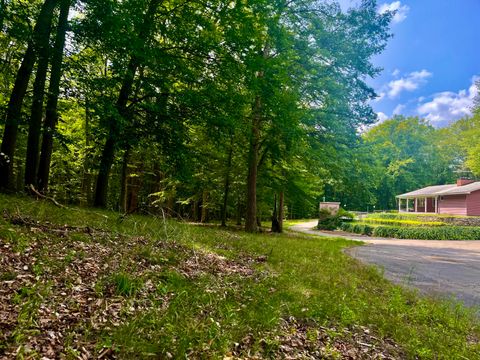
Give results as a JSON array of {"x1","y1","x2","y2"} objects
[{"x1": 339, "y1": 0, "x2": 480, "y2": 128}]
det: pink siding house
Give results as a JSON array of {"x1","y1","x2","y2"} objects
[{"x1": 397, "y1": 179, "x2": 480, "y2": 216}]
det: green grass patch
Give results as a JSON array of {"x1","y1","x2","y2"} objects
[
  {"x1": 1, "y1": 194, "x2": 479, "y2": 358},
  {"x1": 282, "y1": 219, "x2": 317, "y2": 229}
]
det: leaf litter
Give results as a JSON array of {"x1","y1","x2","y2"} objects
[{"x1": 1, "y1": 211, "x2": 405, "y2": 359}]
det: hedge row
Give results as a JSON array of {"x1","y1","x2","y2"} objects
[
  {"x1": 359, "y1": 218, "x2": 446, "y2": 227},
  {"x1": 339, "y1": 223, "x2": 375, "y2": 236},
  {"x1": 340, "y1": 222, "x2": 480, "y2": 240}
]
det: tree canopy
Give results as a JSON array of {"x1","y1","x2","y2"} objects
[{"x1": 1, "y1": 0, "x2": 477, "y2": 229}]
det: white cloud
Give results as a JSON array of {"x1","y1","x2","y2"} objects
[
  {"x1": 392, "y1": 68, "x2": 401, "y2": 77},
  {"x1": 379, "y1": 1, "x2": 410, "y2": 24},
  {"x1": 393, "y1": 104, "x2": 405, "y2": 115},
  {"x1": 387, "y1": 69, "x2": 432, "y2": 98},
  {"x1": 377, "y1": 112, "x2": 389, "y2": 123},
  {"x1": 417, "y1": 76, "x2": 479, "y2": 127},
  {"x1": 374, "y1": 92, "x2": 386, "y2": 102}
]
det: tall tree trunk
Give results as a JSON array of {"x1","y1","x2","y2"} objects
[
  {"x1": 201, "y1": 190, "x2": 209, "y2": 223},
  {"x1": 236, "y1": 194, "x2": 242, "y2": 226},
  {"x1": 271, "y1": 193, "x2": 281, "y2": 233},
  {"x1": 94, "y1": 135, "x2": 115, "y2": 207},
  {"x1": 37, "y1": 0, "x2": 71, "y2": 192},
  {"x1": 80, "y1": 97, "x2": 92, "y2": 205},
  {"x1": 221, "y1": 137, "x2": 234, "y2": 227},
  {"x1": 245, "y1": 96, "x2": 261, "y2": 232},
  {"x1": 94, "y1": 57, "x2": 136, "y2": 207},
  {"x1": 119, "y1": 146, "x2": 130, "y2": 212},
  {"x1": 278, "y1": 191, "x2": 284, "y2": 233},
  {"x1": 94, "y1": 0, "x2": 160, "y2": 207},
  {"x1": 0, "y1": 0, "x2": 6, "y2": 31},
  {"x1": 24, "y1": 11, "x2": 55, "y2": 189},
  {"x1": 0, "y1": 0, "x2": 57, "y2": 190}
]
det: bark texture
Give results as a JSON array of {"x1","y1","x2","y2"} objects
[
  {"x1": 37, "y1": 0, "x2": 71, "y2": 192},
  {"x1": 0, "y1": 0, "x2": 57, "y2": 190},
  {"x1": 221, "y1": 137, "x2": 234, "y2": 227},
  {"x1": 245, "y1": 96, "x2": 261, "y2": 232},
  {"x1": 271, "y1": 193, "x2": 281, "y2": 233},
  {"x1": 25, "y1": 0, "x2": 61, "y2": 188}
]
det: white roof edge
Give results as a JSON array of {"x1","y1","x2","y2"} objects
[{"x1": 397, "y1": 181, "x2": 480, "y2": 198}]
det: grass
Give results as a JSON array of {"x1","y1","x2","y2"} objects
[
  {"x1": 283, "y1": 218, "x2": 317, "y2": 229},
  {"x1": 0, "y1": 194, "x2": 479, "y2": 358}
]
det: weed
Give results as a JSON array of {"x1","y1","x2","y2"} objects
[{"x1": 110, "y1": 272, "x2": 143, "y2": 296}]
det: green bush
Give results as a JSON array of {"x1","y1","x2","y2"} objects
[
  {"x1": 360, "y1": 218, "x2": 446, "y2": 227},
  {"x1": 341, "y1": 222, "x2": 480, "y2": 240},
  {"x1": 338, "y1": 208, "x2": 355, "y2": 220},
  {"x1": 376, "y1": 226, "x2": 480, "y2": 240},
  {"x1": 318, "y1": 208, "x2": 355, "y2": 230},
  {"x1": 340, "y1": 222, "x2": 374, "y2": 236},
  {"x1": 317, "y1": 209, "x2": 339, "y2": 230}
]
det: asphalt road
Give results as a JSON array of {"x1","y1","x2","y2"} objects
[{"x1": 290, "y1": 221, "x2": 480, "y2": 307}]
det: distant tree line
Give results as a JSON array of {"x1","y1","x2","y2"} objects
[{"x1": 8, "y1": 0, "x2": 474, "y2": 229}]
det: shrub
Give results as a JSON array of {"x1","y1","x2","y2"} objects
[
  {"x1": 317, "y1": 209, "x2": 339, "y2": 230},
  {"x1": 342, "y1": 222, "x2": 480, "y2": 240},
  {"x1": 338, "y1": 208, "x2": 355, "y2": 220},
  {"x1": 340, "y1": 222, "x2": 374, "y2": 236},
  {"x1": 318, "y1": 208, "x2": 355, "y2": 230},
  {"x1": 360, "y1": 218, "x2": 446, "y2": 227},
  {"x1": 376, "y1": 226, "x2": 480, "y2": 240}
]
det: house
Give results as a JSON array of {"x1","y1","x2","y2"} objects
[{"x1": 396, "y1": 179, "x2": 480, "y2": 216}]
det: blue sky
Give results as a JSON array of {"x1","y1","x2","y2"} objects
[{"x1": 339, "y1": 0, "x2": 480, "y2": 127}]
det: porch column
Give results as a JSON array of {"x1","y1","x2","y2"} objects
[
  {"x1": 435, "y1": 196, "x2": 438, "y2": 214},
  {"x1": 425, "y1": 197, "x2": 427, "y2": 213},
  {"x1": 398, "y1": 198, "x2": 401, "y2": 212},
  {"x1": 414, "y1": 198, "x2": 418, "y2": 213},
  {"x1": 406, "y1": 198, "x2": 409, "y2": 212}
]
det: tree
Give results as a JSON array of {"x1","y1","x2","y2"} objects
[
  {"x1": 92, "y1": 0, "x2": 161, "y2": 207},
  {"x1": 363, "y1": 116, "x2": 455, "y2": 209},
  {"x1": 37, "y1": 0, "x2": 72, "y2": 192},
  {"x1": 0, "y1": 0, "x2": 57, "y2": 190}
]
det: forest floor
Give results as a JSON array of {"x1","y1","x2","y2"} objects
[{"x1": 1, "y1": 195, "x2": 480, "y2": 359}]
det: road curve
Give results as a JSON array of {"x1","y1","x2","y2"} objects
[{"x1": 290, "y1": 221, "x2": 480, "y2": 307}]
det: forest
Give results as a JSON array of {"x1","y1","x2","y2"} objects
[
  {"x1": 3, "y1": 1, "x2": 480, "y2": 358},
  {"x1": 0, "y1": 0, "x2": 479, "y2": 231}
]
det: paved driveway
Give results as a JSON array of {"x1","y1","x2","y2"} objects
[{"x1": 290, "y1": 221, "x2": 480, "y2": 307}]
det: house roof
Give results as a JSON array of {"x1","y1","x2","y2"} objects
[{"x1": 397, "y1": 182, "x2": 480, "y2": 198}]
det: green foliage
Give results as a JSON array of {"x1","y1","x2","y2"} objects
[
  {"x1": 340, "y1": 222, "x2": 374, "y2": 236},
  {"x1": 110, "y1": 272, "x2": 143, "y2": 297},
  {"x1": 372, "y1": 225, "x2": 480, "y2": 240},
  {"x1": 361, "y1": 217, "x2": 446, "y2": 227},
  {"x1": 317, "y1": 208, "x2": 354, "y2": 230},
  {"x1": 317, "y1": 209, "x2": 339, "y2": 230},
  {"x1": 359, "y1": 116, "x2": 456, "y2": 210},
  {"x1": 342, "y1": 220, "x2": 480, "y2": 240}
]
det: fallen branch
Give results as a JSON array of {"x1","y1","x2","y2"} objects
[{"x1": 29, "y1": 184, "x2": 67, "y2": 209}]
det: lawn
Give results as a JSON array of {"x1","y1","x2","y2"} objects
[
  {"x1": 282, "y1": 218, "x2": 318, "y2": 229},
  {"x1": 0, "y1": 194, "x2": 479, "y2": 359}
]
